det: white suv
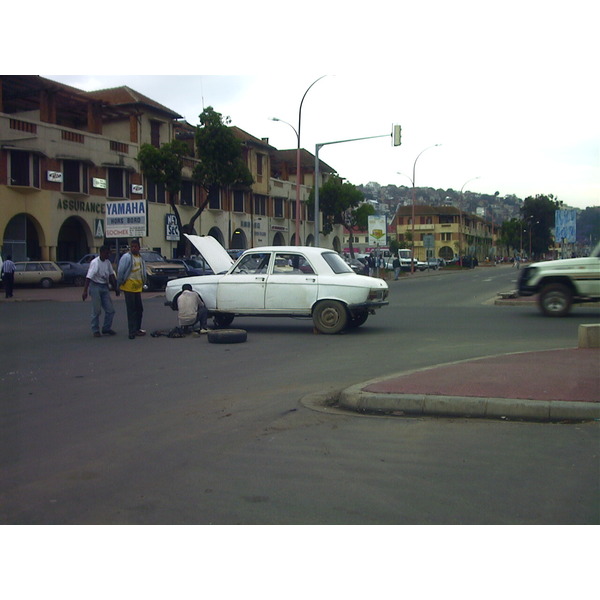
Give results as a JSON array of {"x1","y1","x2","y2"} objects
[{"x1": 517, "y1": 243, "x2": 600, "y2": 316}]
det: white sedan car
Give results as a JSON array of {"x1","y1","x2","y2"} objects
[{"x1": 165, "y1": 235, "x2": 389, "y2": 334}]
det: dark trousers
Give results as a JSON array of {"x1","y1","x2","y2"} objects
[
  {"x1": 3, "y1": 273, "x2": 14, "y2": 298},
  {"x1": 124, "y1": 291, "x2": 144, "y2": 335}
]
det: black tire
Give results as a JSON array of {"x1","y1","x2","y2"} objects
[
  {"x1": 347, "y1": 310, "x2": 369, "y2": 328},
  {"x1": 538, "y1": 283, "x2": 573, "y2": 317},
  {"x1": 313, "y1": 300, "x2": 348, "y2": 334},
  {"x1": 213, "y1": 313, "x2": 235, "y2": 328},
  {"x1": 207, "y1": 329, "x2": 247, "y2": 344},
  {"x1": 40, "y1": 278, "x2": 53, "y2": 289}
]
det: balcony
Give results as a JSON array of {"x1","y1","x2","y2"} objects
[{"x1": 0, "y1": 113, "x2": 139, "y2": 170}]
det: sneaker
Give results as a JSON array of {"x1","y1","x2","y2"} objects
[
  {"x1": 200, "y1": 329, "x2": 209, "y2": 334},
  {"x1": 102, "y1": 329, "x2": 117, "y2": 336},
  {"x1": 93, "y1": 332, "x2": 102, "y2": 338},
  {"x1": 135, "y1": 329, "x2": 146, "y2": 337}
]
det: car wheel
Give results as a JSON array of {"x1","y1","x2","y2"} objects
[
  {"x1": 207, "y1": 329, "x2": 247, "y2": 344},
  {"x1": 213, "y1": 313, "x2": 235, "y2": 328},
  {"x1": 347, "y1": 310, "x2": 368, "y2": 328},
  {"x1": 313, "y1": 300, "x2": 348, "y2": 334},
  {"x1": 538, "y1": 283, "x2": 573, "y2": 317},
  {"x1": 40, "y1": 278, "x2": 53, "y2": 289},
  {"x1": 74, "y1": 275, "x2": 86, "y2": 287}
]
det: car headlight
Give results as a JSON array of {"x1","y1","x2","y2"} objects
[{"x1": 368, "y1": 289, "x2": 388, "y2": 301}]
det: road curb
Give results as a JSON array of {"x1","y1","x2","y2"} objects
[{"x1": 337, "y1": 386, "x2": 600, "y2": 421}]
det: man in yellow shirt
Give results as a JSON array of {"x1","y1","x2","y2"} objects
[{"x1": 117, "y1": 239, "x2": 147, "y2": 339}]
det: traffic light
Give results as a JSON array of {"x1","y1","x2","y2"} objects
[{"x1": 393, "y1": 124, "x2": 402, "y2": 146}]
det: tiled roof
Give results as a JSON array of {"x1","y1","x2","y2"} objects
[{"x1": 86, "y1": 86, "x2": 182, "y2": 118}]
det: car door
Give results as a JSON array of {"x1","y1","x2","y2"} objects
[
  {"x1": 25, "y1": 262, "x2": 43, "y2": 284},
  {"x1": 217, "y1": 251, "x2": 271, "y2": 311},
  {"x1": 265, "y1": 252, "x2": 318, "y2": 312}
]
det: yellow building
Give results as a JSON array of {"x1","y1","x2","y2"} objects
[
  {"x1": 390, "y1": 205, "x2": 498, "y2": 262},
  {"x1": 0, "y1": 75, "x2": 342, "y2": 262}
]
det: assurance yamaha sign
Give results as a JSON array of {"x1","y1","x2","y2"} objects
[{"x1": 105, "y1": 200, "x2": 147, "y2": 238}]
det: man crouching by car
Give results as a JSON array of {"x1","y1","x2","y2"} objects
[{"x1": 171, "y1": 283, "x2": 210, "y2": 334}]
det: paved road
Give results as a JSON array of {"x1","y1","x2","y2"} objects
[{"x1": 1, "y1": 265, "x2": 598, "y2": 524}]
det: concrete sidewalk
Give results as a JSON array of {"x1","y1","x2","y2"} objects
[{"x1": 338, "y1": 348, "x2": 600, "y2": 422}]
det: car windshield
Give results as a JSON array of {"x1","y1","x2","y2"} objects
[
  {"x1": 322, "y1": 252, "x2": 354, "y2": 274},
  {"x1": 231, "y1": 253, "x2": 271, "y2": 274}
]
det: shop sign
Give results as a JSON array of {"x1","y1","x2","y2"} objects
[
  {"x1": 105, "y1": 199, "x2": 147, "y2": 238},
  {"x1": 47, "y1": 171, "x2": 63, "y2": 183},
  {"x1": 131, "y1": 184, "x2": 144, "y2": 195},
  {"x1": 165, "y1": 214, "x2": 180, "y2": 242},
  {"x1": 92, "y1": 178, "x2": 107, "y2": 189}
]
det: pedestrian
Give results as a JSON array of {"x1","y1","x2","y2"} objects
[
  {"x1": 82, "y1": 246, "x2": 120, "y2": 337},
  {"x1": 171, "y1": 283, "x2": 210, "y2": 334},
  {"x1": 392, "y1": 256, "x2": 401, "y2": 280},
  {"x1": 117, "y1": 239, "x2": 147, "y2": 340},
  {"x1": 1, "y1": 255, "x2": 16, "y2": 298}
]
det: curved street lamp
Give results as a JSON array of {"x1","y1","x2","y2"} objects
[
  {"x1": 271, "y1": 76, "x2": 327, "y2": 246},
  {"x1": 397, "y1": 144, "x2": 441, "y2": 273}
]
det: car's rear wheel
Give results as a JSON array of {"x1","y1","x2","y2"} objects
[
  {"x1": 347, "y1": 310, "x2": 369, "y2": 328},
  {"x1": 538, "y1": 283, "x2": 573, "y2": 317},
  {"x1": 40, "y1": 278, "x2": 53, "y2": 289},
  {"x1": 313, "y1": 300, "x2": 348, "y2": 334},
  {"x1": 213, "y1": 313, "x2": 235, "y2": 328}
]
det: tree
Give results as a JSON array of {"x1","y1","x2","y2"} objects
[
  {"x1": 308, "y1": 178, "x2": 367, "y2": 255},
  {"x1": 521, "y1": 194, "x2": 561, "y2": 258},
  {"x1": 137, "y1": 139, "x2": 190, "y2": 238},
  {"x1": 499, "y1": 217, "x2": 524, "y2": 256},
  {"x1": 192, "y1": 106, "x2": 253, "y2": 230}
]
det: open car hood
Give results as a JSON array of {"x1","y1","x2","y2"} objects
[{"x1": 185, "y1": 234, "x2": 235, "y2": 274}]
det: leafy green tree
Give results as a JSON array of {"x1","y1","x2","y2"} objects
[
  {"x1": 521, "y1": 194, "x2": 561, "y2": 258},
  {"x1": 308, "y1": 178, "x2": 367, "y2": 255},
  {"x1": 137, "y1": 139, "x2": 190, "y2": 237},
  {"x1": 577, "y1": 206, "x2": 600, "y2": 246},
  {"x1": 499, "y1": 217, "x2": 524, "y2": 255},
  {"x1": 138, "y1": 107, "x2": 253, "y2": 254},
  {"x1": 192, "y1": 106, "x2": 253, "y2": 227}
]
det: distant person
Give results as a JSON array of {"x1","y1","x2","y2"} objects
[
  {"x1": 117, "y1": 239, "x2": 147, "y2": 339},
  {"x1": 171, "y1": 283, "x2": 209, "y2": 334},
  {"x1": 82, "y1": 246, "x2": 120, "y2": 337},
  {"x1": 1, "y1": 255, "x2": 16, "y2": 298},
  {"x1": 392, "y1": 256, "x2": 401, "y2": 280}
]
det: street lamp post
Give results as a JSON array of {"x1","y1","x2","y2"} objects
[
  {"x1": 402, "y1": 144, "x2": 441, "y2": 273},
  {"x1": 271, "y1": 76, "x2": 326, "y2": 246}
]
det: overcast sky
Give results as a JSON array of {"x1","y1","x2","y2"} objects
[{"x1": 10, "y1": 0, "x2": 599, "y2": 214}]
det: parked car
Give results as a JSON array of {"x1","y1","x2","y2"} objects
[
  {"x1": 13, "y1": 261, "x2": 64, "y2": 288},
  {"x1": 139, "y1": 251, "x2": 188, "y2": 291},
  {"x1": 56, "y1": 261, "x2": 90, "y2": 286},
  {"x1": 172, "y1": 257, "x2": 215, "y2": 276},
  {"x1": 165, "y1": 235, "x2": 389, "y2": 334}
]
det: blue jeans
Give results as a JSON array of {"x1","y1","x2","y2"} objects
[{"x1": 89, "y1": 282, "x2": 115, "y2": 333}]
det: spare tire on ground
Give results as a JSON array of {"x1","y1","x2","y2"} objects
[{"x1": 207, "y1": 329, "x2": 247, "y2": 344}]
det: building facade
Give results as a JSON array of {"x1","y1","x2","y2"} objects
[
  {"x1": 0, "y1": 75, "x2": 343, "y2": 262},
  {"x1": 390, "y1": 205, "x2": 497, "y2": 261}
]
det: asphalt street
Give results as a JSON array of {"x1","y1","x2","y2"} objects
[{"x1": 1, "y1": 265, "x2": 598, "y2": 524}]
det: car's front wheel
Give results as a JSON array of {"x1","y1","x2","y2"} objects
[
  {"x1": 313, "y1": 300, "x2": 348, "y2": 334},
  {"x1": 40, "y1": 278, "x2": 53, "y2": 289},
  {"x1": 538, "y1": 283, "x2": 573, "y2": 317},
  {"x1": 347, "y1": 310, "x2": 369, "y2": 328}
]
